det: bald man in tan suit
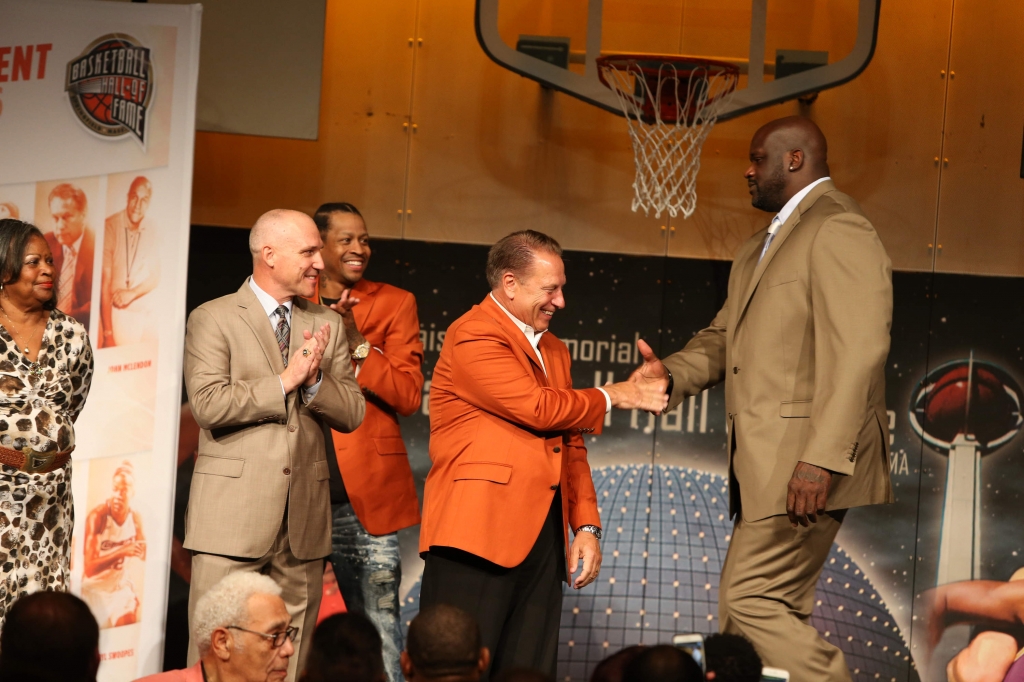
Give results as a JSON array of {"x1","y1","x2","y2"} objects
[
  {"x1": 632, "y1": 117, "x2": 893, "y2": 682},
  {"x1": 183, "y1": 209, "x2": 365, "y2": 680}
]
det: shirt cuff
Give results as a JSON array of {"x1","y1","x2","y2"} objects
[
  {"x1": 596, "y1": 387, "x2": 612, "y2": 413},
  {"x1": 300, "y1": 372, "x2": 323, "y2": 404},
  {"x1": 278, "y1": 377, "x2": 286, "y2": 398}
]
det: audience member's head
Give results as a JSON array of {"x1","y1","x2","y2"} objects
[
  {"x1": 704, "y1": 633, "x2": 762, "y2": 682},
  {"x1": 302, "y1": 612, "x2": 386, "y2": 682},
  {"x1": 402, "y1": 604, "x2": 490, "y2": 681},
  {"x1": 623, "y1": 645, "x2": 703, "y2": 682},
  {"x1": 0, "y1": 590, "x2": 100, "y2": 682},
  {"x1": 590, "y1": 645, "x2": 646, "y2": 682},
  {"x1": 192, "y1": 572, "x2": 295, "y2": 682},
  {"x1": 492, "y1": 668, "x2": 554, "y2": 682}
]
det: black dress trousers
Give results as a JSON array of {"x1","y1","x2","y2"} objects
[{"x1": 420, "y1": 490, "x2": 567, "y2": 681}]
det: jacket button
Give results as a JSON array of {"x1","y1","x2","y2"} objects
[
  {"x1": 288, "y1": 425, "x2": 297, "y2": 432},
  {"x1": 733, "y1": 367, "x2": 739, "y2": 374},
  {"x1": 553, "y1": 446, "x2": 561, "y2": 453},
  {"x1": 550, "y1": 485, "x2": 558, "y2": 491},
  {"x1": 283, "y1": 468, "x2": 291, "y2": 475}
]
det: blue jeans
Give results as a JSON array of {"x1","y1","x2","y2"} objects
[{"x1": 329, "y1": 503, "x2": 403, "y2": 682}]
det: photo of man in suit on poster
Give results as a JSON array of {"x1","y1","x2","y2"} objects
[{"x1": 38, "y1": 180, "x2": 97, "y2": 330}]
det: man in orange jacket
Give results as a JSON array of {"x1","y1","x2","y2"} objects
[
  {"x1": 419, "y1": 230, "x2": 669, "y2": 680},
  {"x1": 313, "y1": 202, "x2": 423, "y2": 682}
]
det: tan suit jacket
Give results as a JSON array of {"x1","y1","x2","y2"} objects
[
  {"x1": 183, "y1": 280, "x2": 366, "y2": 560},
  {"x1": 664, "y1": 180, "x2": 894, "y2": 522}
]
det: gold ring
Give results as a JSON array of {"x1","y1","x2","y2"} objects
[{"x1": 302, "y1": 349, "x2": 311, "y2": 357}]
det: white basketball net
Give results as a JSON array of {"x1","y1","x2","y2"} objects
[{"x1": 598, "y1": 60, "x2": 738, "y2": 219}]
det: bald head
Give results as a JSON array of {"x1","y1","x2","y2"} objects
[
  {"x1": 745, "y1": 116, "x2": 830, "y2": 213},
  {"x1": 249, "y1": 209, "x2": 324, "y2": 302}
]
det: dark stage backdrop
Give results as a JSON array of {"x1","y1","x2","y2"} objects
[{"x1": 170, "y1": 226, "x2": 1024, "y2": 682}]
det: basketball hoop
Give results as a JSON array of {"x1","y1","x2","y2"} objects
[{"x1": 597, "y1": 55, "x2": 739, "y2": 219}]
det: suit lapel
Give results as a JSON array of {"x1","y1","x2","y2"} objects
[
  {"x1": 735, "y1": 179, "x2": 835, "y2": 325},
  {"x1": 290, "y1": 298, "x2": 317, "y2": 359},
  {"x1": 351, "y1": 279, "x2": 380, "y2": 333},
  {"x1": 480, "y1": 295, "x2": 547, "y2": 379},
  {"x1": 237, "y1": 279, "x2": 286, "y2": 374}
]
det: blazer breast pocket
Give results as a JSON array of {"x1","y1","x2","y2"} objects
[
  {"x1": 766, "y1": 272, "x2": 799, "y2": 288},
  {"x1": 195, "y1": 454, "x2": 244, "y2": 477}
]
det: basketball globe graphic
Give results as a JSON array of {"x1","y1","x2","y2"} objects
[
  {"x1": 910, "y1": 357, "x2": 1023, "y2": 453},
  {"x1": 403, "y1": 465, "x2": 915, "y2": 682}
]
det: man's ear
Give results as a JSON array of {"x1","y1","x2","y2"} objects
[
  {"x1": 210, "y1": 628, "x2": 233, "y2": 661},
  {"x1": 262, "y1": 244, "x2": 275, "y2": 268},
  {"x1": 788, "y1": 149, "x2": 804, "y2": 171},
  {"x1": 400, "y1": 651, "x2": 415, "y2": 680},
  {"x1": 478, "y1": 646, "x2": 491, "y2": 673},
  {"x1": 501, "y1": 271, "x2": 517, "y2": 300}
]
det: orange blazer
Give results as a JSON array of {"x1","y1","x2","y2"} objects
[
  {"x1": 420, "y1": 295, "x2": 605, "y2": 572},
  {"x1": 316, "y1": 278, "x2": 424, "y2": 535}
]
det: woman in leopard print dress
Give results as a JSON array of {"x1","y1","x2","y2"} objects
[{"x1": 0, "y1": 219, "x2": 93, "y2": 628}]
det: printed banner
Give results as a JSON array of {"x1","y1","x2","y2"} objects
[{"x1": 0, "y1": 1, "x2": 201, "y2": 678}]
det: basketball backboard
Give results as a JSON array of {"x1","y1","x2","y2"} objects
[{"x1": 476, "y1": 0, "x2": 881, "y2": 123}]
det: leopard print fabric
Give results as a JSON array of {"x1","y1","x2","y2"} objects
[
  {"x1": 0, "y1": 463, "x2": 73, "y2": 625},
  {"x1": 0, "y1": 310, "x2": 92, "y2": 627}
]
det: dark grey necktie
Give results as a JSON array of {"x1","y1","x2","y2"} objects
[{"x1": 274, "y1": 305, "x2": 290, "y2": 367}]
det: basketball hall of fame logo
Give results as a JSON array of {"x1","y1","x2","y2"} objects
[{"x1": 65, "y1": 34, "x2": 153, "y2": 147}]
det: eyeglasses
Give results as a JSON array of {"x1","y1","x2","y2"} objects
[{"x1": 226, "y1": 625, "x2": 298, "y2": 649}]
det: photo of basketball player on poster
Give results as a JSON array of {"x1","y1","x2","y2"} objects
[
  {"x1": 81, "y1": 459, "x2": 147, "y2": 629},
  {"x1": 100, "y1": 173, "x2": 161, "y2": 348},
  {"x1": 34, "y1": 176, "x2": 100, "y2": 331}
]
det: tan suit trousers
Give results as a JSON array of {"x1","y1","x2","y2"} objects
[
  {"x1": 186, "y1": 508, "x2": 323, "y2": 682},
  {"x1": 719, "y1": 510, "x2": 850, "y2": 682}
]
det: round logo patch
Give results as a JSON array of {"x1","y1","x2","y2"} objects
[{"x1": 65, "y1": 34, "x2": 153, "y2": 146}]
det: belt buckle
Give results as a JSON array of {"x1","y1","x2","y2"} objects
[{"x1": 23, "y1": 448, "x2": 55, "y2": 474}]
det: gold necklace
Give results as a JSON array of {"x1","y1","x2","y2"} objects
[{"x1": 0, "y1": 304, "x2": 45, "y2": 356}]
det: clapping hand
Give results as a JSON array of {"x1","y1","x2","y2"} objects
[
  {"x1": 328, "y1": 289, "x2": 368, "y2": 354},
  {"x1": 280, "y1": 323, "x2": 332, "y2": 393}
]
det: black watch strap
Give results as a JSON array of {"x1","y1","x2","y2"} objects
[{"x1": 665, "y1": 368, "x2": 674, "y2": 399}]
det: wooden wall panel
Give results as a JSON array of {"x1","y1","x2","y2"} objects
[
  {"x1": 934, "y1": 1, "x2": 1024, "y2": 276},
  {"x1": 670, "y1": 0, "x2": 952, "y2": 269},
  {"x1": 402, "y1": 0, "x2": 669, "y2": 254},
  {"x1": 190, "y1": 0, "x2": 416, "y2": 236}
]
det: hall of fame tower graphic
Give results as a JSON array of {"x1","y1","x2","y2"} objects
[{"x1": 910, "y1": 353, "x2": 1023, "y2": 586}]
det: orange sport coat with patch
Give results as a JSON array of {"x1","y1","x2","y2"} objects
[
  {"x1": 420, "y1": 294, "x2": 605, "y2": 571},
  {"x1": 315, "y1": 278, "x2": 424, "y2": 536}
]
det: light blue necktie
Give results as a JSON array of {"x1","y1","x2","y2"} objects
[{"x1": 759, "y1": 216, "x2": 782, "y2": 263}]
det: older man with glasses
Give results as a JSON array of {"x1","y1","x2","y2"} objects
[{"x1": 139, "y1": 572, "x2": 296, "y2": 682}]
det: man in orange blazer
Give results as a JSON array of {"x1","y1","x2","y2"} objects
[
  {"x1": 420, "y1": 230, "x2": 669, "y2": 680},
  {"x1": 312, "y1": 202, "x2": 423, "y2": 682}
]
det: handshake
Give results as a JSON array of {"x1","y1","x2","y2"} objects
[{"x1": 602, "y1": 339, "x2": 671, "y2": 414}]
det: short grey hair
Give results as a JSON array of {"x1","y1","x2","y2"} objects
[
  {"x1": 485, "y1": 230, "x2": 562, "y2": 289},
  {"x1": 192, "y1": 572, "x2": 283, "y2": 656}
]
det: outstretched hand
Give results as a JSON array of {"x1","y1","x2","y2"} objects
[{"x1": 629, "y1": 339, "x2": 670, "y2": 413}]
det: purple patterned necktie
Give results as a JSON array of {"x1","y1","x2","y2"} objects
[{"x1": 274, "y1": 305, "x2": 290, "y2": 367}]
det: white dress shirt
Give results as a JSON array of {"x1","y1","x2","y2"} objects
[
  {"x1": 249, "y1": 277, "x2": 320, "y2": 402},
  {"x1": 759, "y1": 176, "x2": 831, "y2": 263},
  {"x1": 490, "y1": 293, "x2": 611, "y2": 412}
]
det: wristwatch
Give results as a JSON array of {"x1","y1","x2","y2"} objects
[
  {"x1": 351, "y1": 341, "x2": 371, "y2": 360},
  {"x1": 575, "y1": 525, "x2": 602, "y2": 540}
]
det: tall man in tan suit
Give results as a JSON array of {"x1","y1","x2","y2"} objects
[
  {"x1": 632, "y1": 117, "x2": 893, "y2": 682},
  {"x1": 183, "y1": 209, "x2": 365, "y2": 680}
]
